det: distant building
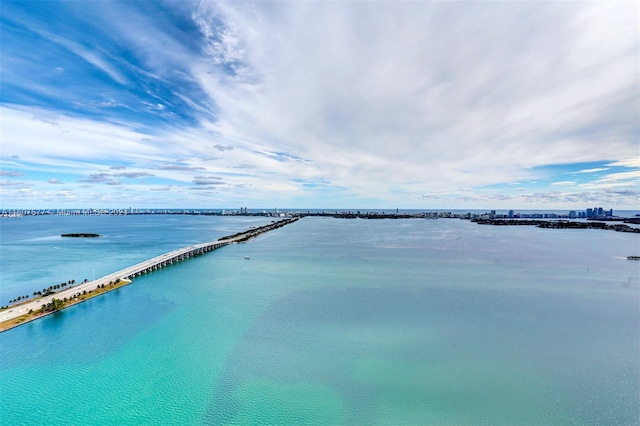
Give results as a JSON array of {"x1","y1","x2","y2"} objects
[{"x1": 569, "y1": 210, "x2": 577, "y2": 218}]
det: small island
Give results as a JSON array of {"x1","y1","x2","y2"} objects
[{"x1": 61, "y1": 233, "x2": 101, "y2": 237}]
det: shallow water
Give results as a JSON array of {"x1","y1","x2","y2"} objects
[{"x1": 1, "y1": 216, "x2": 638, "y2": 424}]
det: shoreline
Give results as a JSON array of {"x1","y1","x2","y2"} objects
[{"x1": 471, "y1": 218, "x2": 640, "y2": 233}]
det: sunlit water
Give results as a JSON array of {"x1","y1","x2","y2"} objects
[{"x1": 1, "y1": 216, "x2": 638, "y2": 424}]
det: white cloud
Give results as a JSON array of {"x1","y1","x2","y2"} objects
[
  {"x1": 0, "y1": 171, "x2": 24, "y2": 177},
  {"x1": 598, "y1": 170, "x2": 640, "y2": 182},
  {"x1": 578, "y1": 169, "x2": 640, "y2": 191},
  {"x1": 29, "y1": 21, "x2": 129, "y2": 85},
  {"x1": 551, "y1": 181, "x2": 577, "y2": 187},
  {"x1": 568, "y1": 167, "x2": 610, "y2": 174},
  {"x1": 608, "y1": 158, "x2": 640, "y2": 168},
  {"x1": 1, "y1": 105, "x2": 166, "y2": 166},
  {"x1": 189, "y1": 1, "x2": 638, "y2": 202}
]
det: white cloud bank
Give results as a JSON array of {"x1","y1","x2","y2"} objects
[{"x1": 187, "y1": 1, "x2": 638, "y2": 205}]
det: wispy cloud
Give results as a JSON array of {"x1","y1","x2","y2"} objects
[
  {"x1": 79, "y1": 173, "x2": 112, "y2": 183},
  {"x1": 598, "y1": 170, "x2": 640, "y2": 182},
  {"x1": 608, "y1": 158, "x2": 640, "y2": 168},
  {"x1": 117, "y1": 171, "x2": 155, "y2": 179},
  {"x1": 192, "y1": 176, "x2": 225, "y2": 186},
  {"x1": 160, "y1": 165, "x2": 206, "y2": 171},
  {"x1": 0, "y1": 180, "x2": 30, "y2": 187},
  {"x1": 568, "y1": 167, "x2": 609, "y2": 174},
  {"x1": 0, "y1": 171, "x2": 24, "y2": 177},
  {"x1": 577, "y1": 169, "x2": 640, "y2": 190},
  {"x1": 551, "y1": 181, "x2": 577, "y2": 187}
]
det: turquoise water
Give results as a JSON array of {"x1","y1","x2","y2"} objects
[{"x1": 1, "y1": 216, "x2": 638, "y2": 424}]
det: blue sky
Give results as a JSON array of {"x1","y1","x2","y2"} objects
[{"x1": 1, "y1": 1, "x2": 638, "y2": 209}]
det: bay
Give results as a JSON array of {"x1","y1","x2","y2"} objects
[{"x1": 1, "y1": 216, "x2": 638, "y2": 424}]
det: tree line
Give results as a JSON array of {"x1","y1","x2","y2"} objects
[{"x1": 2, "y1": 278, "x2": 87, "y2": 309}]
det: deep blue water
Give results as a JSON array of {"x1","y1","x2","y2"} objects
[{"x1": 1, "y1": 216, "x2": 638, "y2": 424}]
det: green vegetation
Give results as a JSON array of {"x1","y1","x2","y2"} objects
[
  {"x1": 8, "y1": 294, "x2": 30, "y2": 304},
  {"x1": 0, "y1": 278, "x2": 132, "y2": 332},
  {"x1": 23, "y1": 280, "x2": 75, "y2": 302},
  {"x1": 41, "y1": 298, "x2": 65, "y2": 313}
]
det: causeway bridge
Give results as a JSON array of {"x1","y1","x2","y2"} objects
[{"x1": 0, "y1": 218, "x2": 298, "y2": 327}]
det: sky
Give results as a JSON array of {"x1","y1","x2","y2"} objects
[{"x1": 1, "y1": 1, "x2": 638, "y2": 210}]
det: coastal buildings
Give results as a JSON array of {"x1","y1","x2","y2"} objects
[{"x1": 0, "y1": 206, "x2": 626, "y2": 220}]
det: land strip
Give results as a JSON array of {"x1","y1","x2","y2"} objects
[{"x1": 471, "y1": 218, "x2": 640, "y2": 233}]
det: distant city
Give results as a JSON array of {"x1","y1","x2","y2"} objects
[
  {"x1": 0, "y1": 206, "x2": 634, "y2": 220},
  {"x1": 480, "y1": 207, "x2": 615, "y2": 220},
  {"x1": 507, "y1": 207, "x2": 614, "y2": 219}
]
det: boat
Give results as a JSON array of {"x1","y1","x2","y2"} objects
[
  {"x1": 627, "y1": 256, "x2": 640, "y2": 260},
  {"x1": 244, "y1": 256, "x2": 251, "y2": 260}
]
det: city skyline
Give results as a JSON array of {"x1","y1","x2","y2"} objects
[
  {"x1": 0, "y1": 205, "x2": 629, "y2": 218},
  {"x1": 1, "y1": 1, "x2": 639, "y2": 209}
]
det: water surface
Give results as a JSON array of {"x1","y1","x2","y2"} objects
[{"x1": 1, "y1": 216, "x2": 638, "y2": 424}]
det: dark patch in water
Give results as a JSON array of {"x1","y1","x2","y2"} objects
[{"x1": 202, "y1": 286, "x2": 639, "y2": 424}]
